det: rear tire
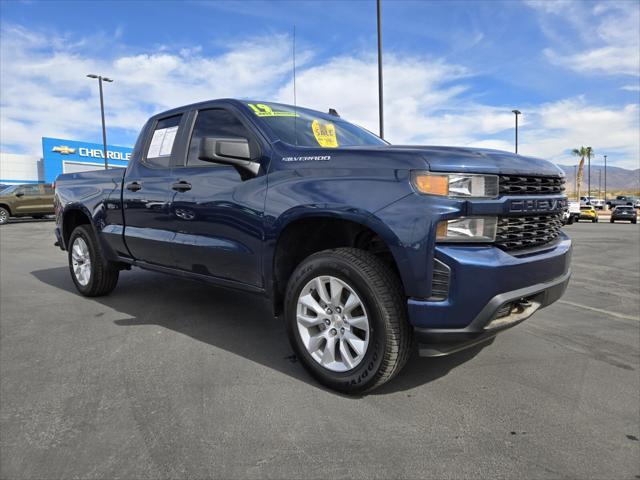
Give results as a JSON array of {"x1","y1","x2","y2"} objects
[
  {"x1": 68, "y1": 225, "x2": 119, "y2": 297},
  {"x1": 0, "y1": 207, "x2": 9, "y2": 225},
  {"x1": 610, "y1": 219, "x2": 614, "y2": 223},
  {"x1": 593, "y1": 217, "x2": 598, "y2": 223},
  {"x1": 284, "y1": 247, "x2": 411, "y2": 394}
]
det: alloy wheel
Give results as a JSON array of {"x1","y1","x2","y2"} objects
[
  {"x1": 296, "y1": 275, "x2": 370, "y2": 372},
  {"x1": 71, "y1": 237, "x2": 92, "y2": 286}
]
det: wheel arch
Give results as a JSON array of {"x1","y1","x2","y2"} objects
[
  {"x1": 268, "y1": 206, "x2": 410, "y2": 314},
  {"x1": 0, "y1": 203, "x2": 12, "y2": 216}
]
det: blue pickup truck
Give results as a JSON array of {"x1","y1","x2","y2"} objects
[{"x1": 54, "y1": 99, "x2": 571, "y2": 393}]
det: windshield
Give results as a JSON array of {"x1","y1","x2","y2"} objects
[
  {"x1": 0, "y1": 185, "x2": 19, "y2": 195},
  {"x1": 244, "y1": 102, "x2": 387, "y2": 148}
]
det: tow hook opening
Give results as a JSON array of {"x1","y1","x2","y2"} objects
[{"x1": 485, "y1": 296, "x2": 541, "y2": 330}]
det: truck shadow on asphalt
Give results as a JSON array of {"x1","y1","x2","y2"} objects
[{"x1": 31, "y1": 266, "x2": 488, "y2": 396}]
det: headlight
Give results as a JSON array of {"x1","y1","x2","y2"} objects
[
  {"x1": 436, "y1": 217, "x2": 497, "y2": 243},
  {"x1": 412, "y1": 172, "x2": 499, "y2": 198}
]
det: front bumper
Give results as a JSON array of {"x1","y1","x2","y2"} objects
[{"x1": 408, "y1": 232, "x2": 572, "y2": 356}]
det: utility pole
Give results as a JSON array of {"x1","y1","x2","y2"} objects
[
  {"x1": 512, "y1": 110, "x2": 521, "y2": 154},
  {"x1": 87, "y1": 74, "x2": 113, "y2": 170},
  {"x1": 377, "y1": 0, "x2": 384, "y2": 139}
]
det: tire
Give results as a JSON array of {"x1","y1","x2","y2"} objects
[
  {"x1": 593, "y1": 217, "x2": 598, "y2": 223},
  {"x1": 610, "y1": 219, "x2": 614, "y2": 223},
  {"x1": 0, "y1": 207, "x2": 9, "y2": 225},
  {"x1": 284, "y1": 247, "x2": 411, "y2": 394},
  {"x1": 633, "y1": 220, "x2": 637, "y2": 224},
  {"x1": 68, "y1": 225, "x2": 119, "y2": 297}
]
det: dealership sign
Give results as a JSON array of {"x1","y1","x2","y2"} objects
[{"x1": 41, "y1": 137, "x2": 133, "y2": 182}]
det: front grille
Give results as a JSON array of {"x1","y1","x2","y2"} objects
[
  {"x1": 496, "y1": 214, "x2": 563, "y2": 250},
  {"x1": 429, "y1": 259, "x2": 451, "y2": 301},
  {"x1": 499, "y1": 175, "x2": 565, "y2": 195}
]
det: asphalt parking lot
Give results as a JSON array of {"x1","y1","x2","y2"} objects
[{"x1": 1, "y1": 220, "x2": 638, "y2": 479}]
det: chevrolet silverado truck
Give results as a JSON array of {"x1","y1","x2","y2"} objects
[{"x1": 54, "y1": 99, "x2": 571, "y2": 393}]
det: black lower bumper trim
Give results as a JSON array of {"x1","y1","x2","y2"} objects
[{"x1": 415, "y1": 269, "x2": 571, "y2": 357}]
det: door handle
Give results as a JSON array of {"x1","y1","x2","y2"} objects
[
  {"x1": 126, "y1": 181, "x2": 142, "y2": 192},
  {"x1": 172, "y1": 181, "x2": 192, "y2": 192}
]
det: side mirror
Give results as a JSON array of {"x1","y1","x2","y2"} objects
[
  {"x1": 198, "y1": 137, "x2": 259, "y2": 176},
  {"x1": 15, "y1": 191, "x2": 24, "y2": 197}
]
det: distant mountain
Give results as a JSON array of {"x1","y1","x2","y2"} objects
[{"x1": 556, "y1": 164, "x2": 640, "y2": 196}]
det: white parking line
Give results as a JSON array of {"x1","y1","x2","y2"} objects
[{"x1": 558, "y1": 300, "x2": 640, "y2": 322}]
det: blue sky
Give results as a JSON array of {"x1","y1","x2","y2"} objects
[{"x1": 1, "y1": 0, "x2": 639, "y2": 168}]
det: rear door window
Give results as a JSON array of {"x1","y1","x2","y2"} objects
[{"x1": 144, "y1": 115, "x2": 182, "y2": 168}]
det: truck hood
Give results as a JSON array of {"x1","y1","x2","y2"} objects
[
  {"x1": 381, "y1": 145, "x2": 564, "y2": 176},
  {"x1": 276, "y1": 142, "x2": 564, "y2": 177}
]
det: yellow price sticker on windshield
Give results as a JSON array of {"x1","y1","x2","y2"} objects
[
  {"x1": 312, "y1": 120, "x2": 339, "y2": 148},
  {"x1": 247, "y1": 103, "x2": 298, "y2": 117}
]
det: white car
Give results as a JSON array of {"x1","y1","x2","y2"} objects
[
  {"x1": 590, "y1": 198, "x2": 605, "y2": 209},
  {"x1": 564, "y1": 201, "x2": 581, "y2": 224}
]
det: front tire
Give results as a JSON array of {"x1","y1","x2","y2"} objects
[
  {"x1": 284, "y1": 248, "x2": 411, "y2": 394},
  {"x1": 68, "y1": 225, "x2": 119, "y2": 296},
  {"x1": 0, "y1": 207, "x2": 9, "y2": 225},
  {"x1": 593, "y1": 217, "x2": 598, "y2": 223}
]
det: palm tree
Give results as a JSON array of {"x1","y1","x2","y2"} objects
[
  {"x1": 585, "y1": 146, "x2": 594, "y2": 199},
  {"x1": 572, "y1": 146, "x2": 588, "y2": 201}
]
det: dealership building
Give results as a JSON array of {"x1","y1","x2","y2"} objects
[{"x1": 0, "y1": 137, "x2": 133, "y2": 185}]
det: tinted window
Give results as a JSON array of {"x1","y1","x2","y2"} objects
[
  {"x1": 21, "y1": 185, "x2": 41, "y2": 196},
  {"x1": 144, "y1": 114, "x2": 182, "y2": 168},
  {"x1": 187, "y1": 109, "x2": 251, "y2": 166},
  {"x1": 244, "y1": 102, "x2": 386, "y2": 148}
]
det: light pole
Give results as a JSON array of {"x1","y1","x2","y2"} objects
[
  {"x1": 512, "y1": 109, "x2": 521, "y2": 154},
  {"x1": 87, "y1": 74, "x2": 113, "y2": 170},
  {"x1": 376, "y1": 0, "x2": 384, "y2": 139},
  {"x1": 603, "y1": 154, "x2": 607, "y2": 203},
  {"x1": 598, "y1": 169, "x2": 601, "y2": 199}
]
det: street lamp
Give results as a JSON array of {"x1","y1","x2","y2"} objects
[
  {"x1": 603, "y1": 154, "x2": 607, "y2": 204},
  {"x1": 376, "y1": 0, "x2": 384, "y2": 139},
  {"x1": 512, "y1": 109, "x2": 521, "y2": 154},
  {"x1": 86, "y1": 74, "x2": 113, "y2": 170}
]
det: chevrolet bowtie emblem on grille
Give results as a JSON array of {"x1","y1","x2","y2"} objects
[{"x1": 52, "y1": 145, "x2": 76, "y2": 155}]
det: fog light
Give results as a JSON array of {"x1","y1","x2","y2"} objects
[{"x1": 436, "y1": 217, "x2": 497, "y2": 243}]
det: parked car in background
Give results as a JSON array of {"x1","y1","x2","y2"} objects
[
  {"x1": 578, "y1": 205, "x2": 598, "y2": 223},
  {"x1": 610, "y1": 205, "x2": 637, "y2": 224},
  {"x1": 580, "y1": 196, "x2": 592, "y2": 206},
  {"x1": 590, "y1": 198, "x2": 605, "y2": 210},
  {"x1": 607, "y1": 195, "x2": 637, "y2": 209},
  {"x1": 563, "y1": 200, "x2": 580, "y2": 225},
  {"x1": 0, "y1": 184, "x2": 55, "y2": 225},
  {"x1": 635, "y1": 198, "x2": 640, "y2": 209}
]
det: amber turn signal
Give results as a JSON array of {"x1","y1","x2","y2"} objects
[{"x1": 412, "y1": 173, "x2": 449, "y2": 196}]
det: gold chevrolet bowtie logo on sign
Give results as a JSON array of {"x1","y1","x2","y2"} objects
[{"x1": 52, "y1": 146, "x2": 76, "y2": 155}]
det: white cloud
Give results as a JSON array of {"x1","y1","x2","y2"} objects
[
  {"x1": 529, "y1": 1, "x2": 640, "y2": 77},
  {"x1": 621, "y1": 84, "x2": 640, "y2": 92},
  {"x1": 1, "y1": 24, "x2": 638, "y2": 170}
]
